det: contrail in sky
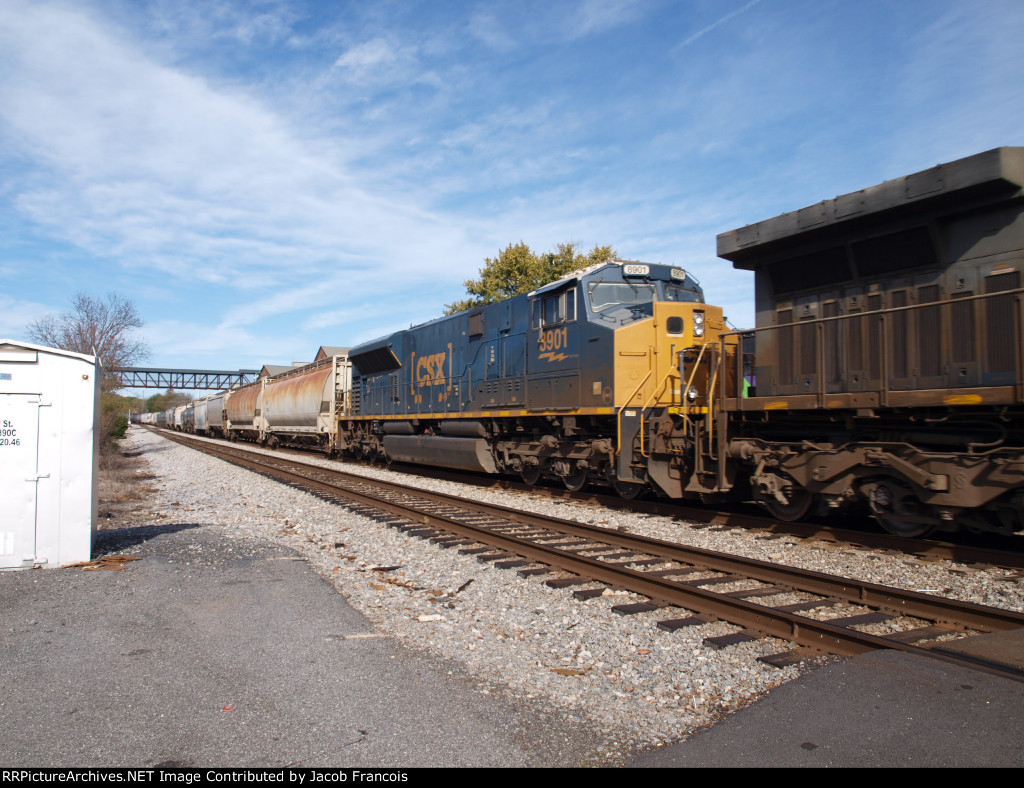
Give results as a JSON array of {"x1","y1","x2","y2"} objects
[{"x1": 677, "y1": 0, "x2": 764, "y2": 49}]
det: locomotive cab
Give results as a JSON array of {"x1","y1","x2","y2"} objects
[{"x1": 525, "y1": 261, "x2": 736, "y2": 497}]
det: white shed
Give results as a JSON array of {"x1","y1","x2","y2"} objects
[{"x1": 0, "y1": 339, "x2": 100, "y2": 569}]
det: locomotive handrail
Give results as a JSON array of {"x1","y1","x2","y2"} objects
[
  {"x1": 637, "y1": 352, "x2": 686, "y2": 458},
  {"x1": 616, "y1": 367, "x2": 653, "y2": 463},
  {"x1": 718, "y1": 285, "x2": 1024, "y2": 407}
]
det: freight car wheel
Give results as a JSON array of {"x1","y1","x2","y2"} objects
[
  {"x1": 867, "y1": 483, "x2": 936, "y2": 538},
  {"x1": 521, "y1": 466, "x2": 541, "y2": 486},
  {"x1": 562, "y1": 468, "x2": 587, "y2": 492},
  {"x1": 758, "y1": 488, "x2": 814, "y2": 522},
  {"x1": 612, "y1": 479, "x2": 645, "y2": 500}
]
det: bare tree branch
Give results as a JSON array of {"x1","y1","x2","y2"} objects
[{"x1": 27, "y1": 292, "x2": 150, "y2": 390}]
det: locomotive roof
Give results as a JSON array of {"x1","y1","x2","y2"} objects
[{"x1": 718, "y1": 146, "x2": 1024, "y2": 269}]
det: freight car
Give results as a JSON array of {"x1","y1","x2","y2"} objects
[
  {"x1": 260, "y1": 353, "x2": 351, "y2": 452},
  {"x1": 715, "y1": 146, "x2": 1024, "y2": 536},
  {"x1": 225, "y1": 381, "x2": 261, "y2": 442}
]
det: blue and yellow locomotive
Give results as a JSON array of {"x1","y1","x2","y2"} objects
[{"x1": 343, "y1": 260, "x2": 735, "y2": 498}]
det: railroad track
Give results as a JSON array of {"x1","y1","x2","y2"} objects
[
  {"x1": 157, "y1": 429, "x2": 1024, "y2": 682},
  {"x1": 244, "y1": 437, "x2": 1024, "y2": 571}
]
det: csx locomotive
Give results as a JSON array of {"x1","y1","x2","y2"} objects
[{"x1": 161, "y1": 147, "x2": 1024, "y2": 538}]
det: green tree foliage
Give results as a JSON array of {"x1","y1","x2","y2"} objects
[
  {"x1": 445, "y1": 242, "x2": 617, "y2": 314},
  {"x1": 146, "y1": 389, "x2": 193, "y2": 413}
]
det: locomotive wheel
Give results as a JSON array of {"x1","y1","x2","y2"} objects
[
  {"x1": 562, "y1": 467, "x2": 587, "y2": 492},
  {"x1": 521, "y1": 466, "x2": 541, "y2": 486},
  {"x1": 612, "y1": 479, "x2": 645, "y2": 500},
  {"x1": 760, "y1": 487, "x2": 814, "y2": 522}
]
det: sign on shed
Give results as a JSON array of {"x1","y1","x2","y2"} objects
[{"x1": 0, "y1": 340, "x2": 100, "y2": 569}]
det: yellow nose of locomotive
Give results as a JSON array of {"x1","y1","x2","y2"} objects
[{"x1": 613, "y1": 301, "x2": 732, "y2": 413}]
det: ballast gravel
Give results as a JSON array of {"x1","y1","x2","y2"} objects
[{"x1": 110, "y1": 428, "x2": 1024, "y2": 761}]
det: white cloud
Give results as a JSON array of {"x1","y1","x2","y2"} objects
[
  {"x1": 570, "y1": 0, "x2": 648, "y2": 37},
  {"x1": 0, "y1": 294, "x2": 57, "y2": 340},
  {"x1": 335, "y1": 38, "x2": 397, "y2": 72},
  {"x1": 0, "y1": 0, "x2": 468, "y2": 294}
]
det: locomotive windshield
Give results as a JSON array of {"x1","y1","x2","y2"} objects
[
  {"x1": 575, "y1": 261, "x2": 704, "y2": 324},
  {"x1": 587, "y1": 280, "x2": 702, "y2": 315},
  {"x1": 663, "y1": 283, "x2": 702, "y2": 303},
  {"x1": 588, "y1": 282, "x2": 658, "y2": 313}
]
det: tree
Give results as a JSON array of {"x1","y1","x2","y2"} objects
[
  {"x1": 27, "y1": 292, "x2": 150, "y2": 392},
  {"x1": 445, "y1": 242, "x2": 617, "y2": 314},
  {"x1": 27, "y1": 292, "x2": 150, "y2": 452},
  {"x1": 146, "y1": 389, "x2": 193, "y2": 413}
]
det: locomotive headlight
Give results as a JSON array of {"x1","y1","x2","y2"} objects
[
  {"x1": 693, "y1": 311, "x2": 705, "y2": 337},
  {"x1": 687, "y1": 386, "x2": 699, "y2": 401}
]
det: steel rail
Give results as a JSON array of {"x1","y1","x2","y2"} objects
[{"x1": 158, "y1": 430, "x2": 1024, "y2": 680}]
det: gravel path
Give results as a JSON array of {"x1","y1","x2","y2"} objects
[{"x1": 108, "y1": 428, "x2": 1024, "y2": 761}]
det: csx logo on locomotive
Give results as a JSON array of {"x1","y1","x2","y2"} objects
[{"x1": 415, "y1": 351, "x2": 447, "y2": 387}]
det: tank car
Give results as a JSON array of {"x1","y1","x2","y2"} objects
[
  {"x1": 715, "y1": 146, "x2": 1024, "y2": 536},
  {"x1": 343, "y1": 260, "x2": 731, "y2": 497}
]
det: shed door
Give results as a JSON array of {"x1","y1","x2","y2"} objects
[{"x1": 0, "y1": 395, "x2": 40, "y2": 568}]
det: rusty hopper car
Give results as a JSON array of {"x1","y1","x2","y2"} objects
[
  {"x1": 716, "y1": 147, "x2": 1024, "y2": 536},
  {"x1": 261, "y1": 353, "x2": 351, "y2": 451},
  {"x1": 225, "y1": 381, "x2": 263, "y2": 442},
  {"x1": 344, "y1": 260, "x2": 727, "y2": 497}
]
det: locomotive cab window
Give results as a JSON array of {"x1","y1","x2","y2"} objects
[
  {"x1": 588, "y1": 282, "x2": 657, "y2": 313},
  {"x1": 663, "y1": 283, "x2": 702, "y2": 303},
  {"x1": 535, "y1": 289, "x2": 576, "y2": 328}
]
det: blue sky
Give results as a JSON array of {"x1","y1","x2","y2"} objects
[{"x1": 2, "y1": 0, "x2": 1023, "y2": 392}]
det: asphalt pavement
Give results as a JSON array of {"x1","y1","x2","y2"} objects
[{"x1": 0, "y1": 524, "x2": 602, "y2": 768}]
